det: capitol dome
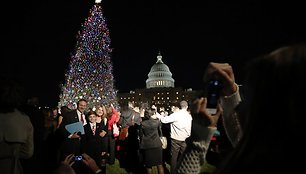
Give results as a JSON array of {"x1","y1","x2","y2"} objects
[{"x1": 146, "y1": 51, "x2": 175, "y2": 88}]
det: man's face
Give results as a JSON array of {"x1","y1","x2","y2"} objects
[{"x1": 78, "y1": 101, "x2": 87, "y2": 113}]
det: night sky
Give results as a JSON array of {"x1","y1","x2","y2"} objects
[{"x1": 3, "y1": 0, "x2": 306, "y2": 107}]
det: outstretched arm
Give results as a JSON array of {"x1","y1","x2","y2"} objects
[
  {"x1": 204, "y1": 62, "x2": 243, "y2": 147},
  {"x1": 175, "y1": 62, "x2": 243, "y2": 174},
  {"x1": 175, "y1": 98, "x2": 222, "y2": 174}
]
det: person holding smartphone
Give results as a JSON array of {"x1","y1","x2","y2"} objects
[
  {"x1": 176, "y1": 44, "x2": 306, "y2": 174},
  {"x1": 205, "y1": 79, "x2": 223, "y2": 115},
  {"x1": 53, "y1": 153, "x2": 104, "y2": 174}
]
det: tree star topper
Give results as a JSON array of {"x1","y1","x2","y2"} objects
[{"x1": 95, "y1": 0, "x2": 102, "y2": 4}]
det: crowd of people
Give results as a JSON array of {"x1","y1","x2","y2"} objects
[{"x1": 1, "y1": 43, "x2": 306, "y2": 174}]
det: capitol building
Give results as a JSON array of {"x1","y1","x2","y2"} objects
[{"x1": 117, "y1": 51, "x2": 201, "y2": 111}]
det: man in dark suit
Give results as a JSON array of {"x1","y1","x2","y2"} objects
[{"x1": 58, "y1": 99, "x2": 88, "y2": 174}]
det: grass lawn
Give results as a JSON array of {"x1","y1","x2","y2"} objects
[{"x1": 106, "y1": 159, "x2": 216, "y2": 174}]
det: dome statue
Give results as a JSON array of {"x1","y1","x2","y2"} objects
[{"x1": 146, "y1": 51, "x2": 175, "y2": 88}]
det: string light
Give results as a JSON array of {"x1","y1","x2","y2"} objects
[{"x1": 58, "y1": 4, "x2": 119, "y2": 110}]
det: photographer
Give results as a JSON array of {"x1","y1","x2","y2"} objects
[
  {"x1": 53, "y1": 153, "x2": 104, "y2": 174},
  {"x1": 176, "y1": 44, "x2": 306, "y2": 174}
]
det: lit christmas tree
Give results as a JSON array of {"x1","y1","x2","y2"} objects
[{"x1": 58, "y1": 1, "x2": 118, "y2": 110}]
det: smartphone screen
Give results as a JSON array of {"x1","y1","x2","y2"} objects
[
  {"x1": 74, "y1": 155, "x2": 83, "y2": 161},
  {"x1": 206, "y1": 80, "x2": 222, "y2": 115}
]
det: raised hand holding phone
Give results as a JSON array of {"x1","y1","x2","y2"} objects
[{"x1": 206, "y1": 79, "x2": 222, "y2": 115}]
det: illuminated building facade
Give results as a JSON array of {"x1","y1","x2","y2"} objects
[{"x1": 117, "y1": 51, "x2": 201, "y2": 111}]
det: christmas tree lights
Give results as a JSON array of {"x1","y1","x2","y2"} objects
[{"x1": 58, "y1": 3, "x2": 118, "y2": 110}]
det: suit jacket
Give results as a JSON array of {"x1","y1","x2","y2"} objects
[
  {"x1": 58, "y1": 109, "x2": 83, "y2": 158},
  {"x1": 81, "y1": 122, "x2": 108, "y2": 164},
  {"x1": 59, "y1": 110, "x2": 81, "y2": 138},
  {"x1": 119, "y1": 108, "x2": 141, "y2": 128},
  {"x1": 139, "y1": 118, "x2": 162, "y2": 149}
]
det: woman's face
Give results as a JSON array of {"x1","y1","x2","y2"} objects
[{"x1": 96, "y1": 106, "x2": 104, "y2": 116}]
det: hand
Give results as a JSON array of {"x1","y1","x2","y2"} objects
[
  {"x1": 191, "y1": 97, "x2": 223, "y2": 128},
  {"x1": 151, "y1": 105, "x2": 157, "y2": 110},
  {"x1": 81, "y1": 153, "x2": 101, "y2": 173},
  {"x1": 61, "y1": 153, "x2": 75, "y2": 166},
  {"x1": 70, "y1": 132, "x2": 81, "y2": 139},
  {"x1": 203, "y1": 62, "x2": 237, "y2": 96},
  {"x1": 99, "y1": 130, "x2": 107, "y2": 137}
]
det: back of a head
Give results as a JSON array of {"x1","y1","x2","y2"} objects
[
  {"x1": 244, "y1": 44, "x2": 306, "y2": 132},
  {"x1": 217, "y1": 44, "x2": 306, "y2": 173},
  {"x1": 60, "y1": 106, "x2": 71, "y2": 115},
  {"x1": 27, "y1": 96, "x2": 40, "y2": 107},
  {"x1": 180, "y1": 100, "x2": 188, "y2": 109},
  {"x1": 143, "y1": 107, "x2": 155, "y2": 121},
  {"x1": 0, "y1": 76, "x2": 26, "y2": 113}
]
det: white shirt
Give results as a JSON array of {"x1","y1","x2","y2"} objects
[
  {"x1": 158, "y1": 109, "x2": 192, "y2": 141},
  {"x1": 77, "y1": 110, "x2": 87, "y2": 125},
  {"x1": 89, "y1": 122, "x2": 96, "y2": 129},
  {"x1": 89, "y1": 122, "x2": 96, "y2": 134}
]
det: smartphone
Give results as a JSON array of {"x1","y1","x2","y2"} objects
[
  {"x1": 74, "y1": 155, "x2": 83, "y2": 161},
  {"x1": 206, "y1": 80, "x2": 222, "y2": 115}
]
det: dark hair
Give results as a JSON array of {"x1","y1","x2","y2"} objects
[
  {"x1": 0, "y1": 75, "x2": 26, "y2": 113},
  {"x1": 143, "y1": 107, "x2": 155, "y2": 121},
  {"x1": 243, "y1": 44, "x2": 306, "y2": 136},
  {"x1": 77, "y1": 99, "x2": 87, "y2": 105},
  {"x1": 86, "y1": 110, "x2": 97, "y2": 118},
  {"x1": 60, "y1": 105, "x2": 71, "y2": 115},
  {"x1": 215, "y1": 44, "x2": 306, "y2": 173}
]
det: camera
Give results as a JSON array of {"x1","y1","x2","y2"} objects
[
  {"x1": 74, "y1": 155, "x2": 83, "y2": 161},
  {"x1": 206, "y1": 79, "x2": 222, "y2": 115}
]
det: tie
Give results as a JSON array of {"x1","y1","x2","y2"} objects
[
  {"x1": 80, "y1": 114, "x2": 84, "y2": 124},
  {"x1": 92, "y1": 125, "x2": 96, "y2": 135}
]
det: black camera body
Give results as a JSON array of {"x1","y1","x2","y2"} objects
[{"x1": 206, "y1": 79, "x2": 222, "y2": 115}]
